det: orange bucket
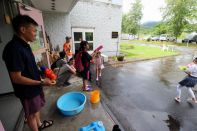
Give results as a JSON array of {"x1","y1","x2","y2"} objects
[{"x1": 90, "y1": 90, "x2": 100, "y2": 104}]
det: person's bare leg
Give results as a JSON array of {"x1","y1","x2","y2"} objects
[
  {"x1": 27, "y1": 113, "x2": 39, "y2": 131},
  {"x1": 98, "y1": 68, "x2": 101, "y2": 77},
  {"x1": 35, "y1": 112, "x2": 42, "y2": 127},
  {"x1": 85, "y1": 80, "x2": 88, "y2": 88},
  {"x1": 96, "y1": 67, "x2": 99, "y2": 81},
  {"x1": 83, "y1": 79, "x2": 87, "y2": 89}
]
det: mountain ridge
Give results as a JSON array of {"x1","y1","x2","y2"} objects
[{"x1": 142, "y1": 21, "x2": 160, "y2": 28}]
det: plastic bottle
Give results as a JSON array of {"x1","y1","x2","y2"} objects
[{"x1": 90, "y1": 90, "x2": 100, "y2": 104}]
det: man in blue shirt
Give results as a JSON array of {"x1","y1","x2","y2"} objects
[{"x1": 3, "y1": 15, "x2": 54, "y2": 131}]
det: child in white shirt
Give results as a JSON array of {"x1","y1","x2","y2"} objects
[{"x1": 175, "y1": 57, "x2": 197, "y2": 103}]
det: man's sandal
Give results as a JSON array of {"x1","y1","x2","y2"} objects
[{"x1": 38, "y1": 120, "x2": 54, "y2": 131}]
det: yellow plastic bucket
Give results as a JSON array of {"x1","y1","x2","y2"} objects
[{"x1": 90, "y1": 90, "x2": 100, "y2": 104}]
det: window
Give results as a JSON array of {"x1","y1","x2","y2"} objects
[
  {"x1": 86, "y1": 32, "x2": 93, "y2": 41},
  {"x1": 72, "y1": 28, "x2": 94, "y2": 52},
  {"x1": 88, "y1": 43, "x2": 93, "y2": 50},
  {"x1": 74, "y1": 43, "x2": 81, "y2": 52},
  {"x1": 74, "y1": 32, "x2": 82, "y2": 41},
  {"x1": 85, "y1": 32, "x2": 93, "y2": 50},
  {"x1": 112, "y1": 32, "x2": 118, "y2": 38}
]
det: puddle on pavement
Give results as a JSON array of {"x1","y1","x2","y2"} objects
[
  {"x1": 160, "y1": 78, "x2": 171, "y2": 87},
  {"x1": 164, "y1": 115, "x2": 181, "y2": 131}
]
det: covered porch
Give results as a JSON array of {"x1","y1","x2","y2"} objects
[
  {"x1": 0, "y1": 0, "x2": 116, "y2": 130},
  {"x1": 22, "y1": 76, "x2": 114, "y2": 131}
]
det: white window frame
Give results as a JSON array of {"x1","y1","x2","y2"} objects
[{"x1": 72, "y1": 28, "x2": 94, "y2": 53}]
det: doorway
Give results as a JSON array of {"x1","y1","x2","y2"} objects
[{"x1": 18, "y1": 3, "x2": 50, "y2": 67}]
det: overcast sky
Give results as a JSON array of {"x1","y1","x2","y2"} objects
[{"x1": 122, "y1": 0, "x2": 166, "y2": 23}]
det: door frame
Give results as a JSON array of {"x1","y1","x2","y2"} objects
[{"x1": 17, "y1": 3, "x2": 50, "y2": 67}]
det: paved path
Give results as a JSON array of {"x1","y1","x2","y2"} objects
[{"x1": 100, "y1": 47, "x2": 197, "y2": 131}]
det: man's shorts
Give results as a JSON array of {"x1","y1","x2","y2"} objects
[{"x1": 20, "y1": 92, "x2": 45, "y2": 117}]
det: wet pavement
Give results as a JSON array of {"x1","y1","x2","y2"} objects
[
  {"x1": 101, "y1": 47, "x2": 197, "y2": 131},
  {"x1": 22, "y1": 45, "x2": 197, "y2": 131}
]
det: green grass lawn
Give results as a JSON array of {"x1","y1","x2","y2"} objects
[
  {"x1": 120, "y1": 42, "x2": 178, "y2": 59},
  {"x1": 127, "y1": 40, "x2": 197, "y2": 48}
]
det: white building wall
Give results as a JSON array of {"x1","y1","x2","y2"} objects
[
  {"x1": 0, "y1": 27, "x2": 14, "y2": 94},
  {"x1": 0, "y1": 0, "x2": 14, "y2": 94},
  {"x1": 42, "y1": 12, "x2": 71, "y2": 51},
  {"x1": 70, "y1": 0, "x2": 122, "y2": 56},
  {"x1": 94, "y1": 0, "x2": 122, "y2": 5},
  {"x1": 42, "y1": 0, "x2": 122, "y2": 56}
]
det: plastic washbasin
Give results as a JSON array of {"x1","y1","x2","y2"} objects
[{"x1": 57, "y1": 92, "x2": 86, "y2": 116}]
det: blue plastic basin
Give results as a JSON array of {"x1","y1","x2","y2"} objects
[{"x1": 57, "y1": 92, "x2": 86, "y2": 116}]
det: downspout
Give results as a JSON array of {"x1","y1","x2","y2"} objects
[{"x1": 116, "y1": 33, "x2": 120, "y2": 57}]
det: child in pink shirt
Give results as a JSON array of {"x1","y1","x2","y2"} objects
[{"x1": 95, "y1": 51, "x2": 104, "y2": 81}]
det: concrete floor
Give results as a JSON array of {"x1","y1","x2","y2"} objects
[{"x1": 23, "y1": 76, "x2": 114, "y2": 131}]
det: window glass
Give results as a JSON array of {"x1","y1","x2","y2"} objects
[
  {"x1": 74, "y1": 32, "x2": 82, "y2": 41},
  {"x1": 31, "y1": 26, "x2": 44, "y2": 51},
  {"x1": 85, "y1": 32, "x2": 93, "y2": 41},
  {"x1": 88, "y1": 43, "x2": 93, "y2": 50},
  {"x1": 75, "y1": 43, "x2": 81, "y2": 51},
  {"x1": 112, "y1": 32, "x2": 118, "y2": 38}
]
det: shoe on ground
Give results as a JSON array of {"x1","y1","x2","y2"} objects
[
  {"x1": 38, "y1": 120, "x2": 53, "y2": 131},
  {"x1": 174, "y1": 97, "x2": 181, "y2": 103},
  {"x1": 187, "y1": 98, "x2": 197, "y2": 104},
  {"x1": 63, "y1": 82, "x2": 71, "y2": 86},
  {"x1": 83, "y1": 87, "x2": 93, "y2": 92}
]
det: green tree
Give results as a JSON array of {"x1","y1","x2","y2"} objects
[
  {"x1": 121, "y1": 0, "x2": 143, "y2": 35},
  {"x1": 162, "y1": 0, "x2": 197, "y2": 38},
  {"x1": 152, "y1": 22, "x2": 169, "y2": 35},
  {"x1": 121, "y1": 14, "x2": 129, "y2": 33}
]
